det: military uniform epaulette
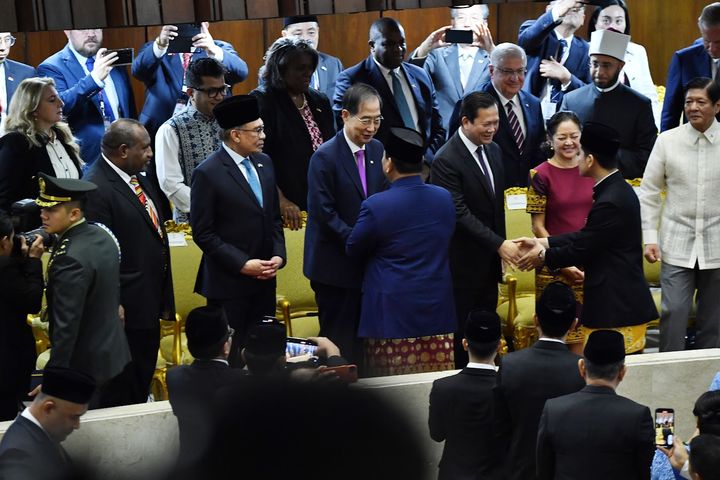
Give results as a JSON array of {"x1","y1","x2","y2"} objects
[{"x1": 47, "y1": 237, "x2": 71, "y2": 270}]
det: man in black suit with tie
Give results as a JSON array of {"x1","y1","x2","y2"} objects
[
  {"x1": 191, "y1": 95, "x2": 286, "y2": 366},
  {"x1": 428, "y1": 310, "x2": 503, "y2": 480},
  {"x1": 333, "y1": 17, "x2": 446, "y2": 163},
  {"x1": 537, "y1": 330, "x2": 655, "y2": 480},
  {"x1": 0, "y1": 367, "x2": 95, "y2": 480},
  {"x1": 494, "y1": 282, "x2": 585, "y2": 480},
  {"x1": 431, "y1": 92, "x2": 521, "y2": 367},
  {"x1": 516, "y1": 122, "x2": 657, "y2": 334},
  {"x1": 83, "y1": 119, "x2": 175, "y2": 404},
  {"x1": 167, "y1": 306, "x2": 244, "y2": 466},
  {"x1": 561, "y1": 28, "x2": 656, "y2": 179}
]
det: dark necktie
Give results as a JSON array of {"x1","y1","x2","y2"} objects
[
  {"x1": 390, "y1": 69, "x2": 415, "y2": 129},
  {"x1": 506, "y1": 101, "x2": 525, "y2": 156},
  {"x1": 550, "y1": 39, "x2": 568, "y2": 103},
  {"x1": 85, "y1": 57, "x2": 116, "y2": 121},
  {"x1": 475, "y1": 146, "x2": 495, "y2": 195}
]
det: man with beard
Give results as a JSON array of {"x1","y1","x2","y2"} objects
[
  {"x1": 560, "y1": 28, "x2": 656, "y2": 179},
  {"x1": 39, "y1": 29, "x2": 136, "y2": 165}
]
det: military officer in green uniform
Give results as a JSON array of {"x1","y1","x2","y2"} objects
[{"x1": 37, "y1": 172, "x2": 132, "y2": 408}]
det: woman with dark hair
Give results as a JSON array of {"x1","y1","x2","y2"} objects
[
  {"x1": 0, "y1": 77, "x2": 83, "y2": 218},
  {"x1": 588, "y1": 0, "x2": 661, "y2": 127},
  {"x1": 526, "y1": 111, "x2": 594, "y2": 352},
  {"x1": 251, "y1": 37, "x2": 335, "y2": 229},
  {"x1": 0, "y1": 211, "x2": 44, "y2": 421}
]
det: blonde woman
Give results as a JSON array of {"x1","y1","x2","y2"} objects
[{"x1": 0, "y1": 77, "x2": 82, "y2": 216}]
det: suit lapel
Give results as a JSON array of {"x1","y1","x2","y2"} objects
[
  {"x1": 167, "y1": 54, "x2": 185, "y2": 93},
  {"x1": 5, "y1": 61, "x2": 17, "y2": 100},
  {"x1": 465, "y1": 48, "x2": 488, "y2": 92},
  {"x1": 337, "y1": 132, "x2": 367, "y2": 199},
  {"x1": 367, "y1": 58, "x2": 398, "y2": 117},
  {"x1": 317, "y1": 55, "x2": 329, "y2": 91},
  {"x1": 364, "y1": 141, "x2": 385, "y2": 195},
  {"x1": 220, "y1": 148, "x2": 263, "y2": 209},
  {"x1": 109, "y1": 69, "x2": 126, "y2": 117},
  {"x1": 251, "y1": 154, "x2": 272, "y2": 209},
  {"x1": 102, "y1": 160, "x2": 160, "y2": 236},
  {"x1": 563, "y1": 37, "x2": 585, "y2": 78},
  {"x1": 61, "y1": 46, "x2": 102, "y2": 115},
  {"x1": 453, "y1": 133, "x2": 494, "y2": 200},
  {"x1": 486, "y1": 143, "x2": 504, "y2": 195},
  {"x1": 489, "y1": 86, "x2": 515, "y2": 151},
  {"x1": 443, "y1": 45, "x2": 463, "y2": 99},
  {"x1": 401, "y1": 64, "x2": 426, "y2": 128}
]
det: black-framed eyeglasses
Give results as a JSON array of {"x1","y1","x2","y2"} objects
[
  {"x1": 0, "y1": 35, "x2": 16, "y2": 47},
  {"x1": 236, "y1": 126, "x2": 265, "y2": 135},
  {"x1": 495, "y1": 67, "x2": 527, "y2": 78},
  {"x1": 192, "y1": 84, "x2": 231, "y2": 98},
  {"x1": 354, "y1": 115, "x2": 384, "y2": 126}
]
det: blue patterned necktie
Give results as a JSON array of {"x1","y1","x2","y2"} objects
[
  {"x1": 390, "y1": 69, "x2": 415, "y2": 129},
  {"x1": 550, "y1": 39, "x2": 568, "y2": 103},
  {"x1": 241, "y1": 158, "x2": 263, "y2": 208},
  {"x1": 85, "y1": 57, "x2": 116, "y2": 121}
]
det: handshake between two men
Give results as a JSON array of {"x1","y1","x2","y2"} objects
[{"x1": 497, "y1": 237, "x2": 585, "y2": 285}]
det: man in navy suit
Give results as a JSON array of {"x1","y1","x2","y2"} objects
[
  {"x1": 38, "y1": 29, "x2": 136, "y2": 165},
  {"x1": 191, "y1": 95, "x2": 285, "y2": 366},
  {"x1": 333, "y1": 17, "x2": 446, "y2": 163},
  {"x1": 0, "y1": 32, "x2": 36, "y2": 126},
  {"x1": 519, "y1": 0, "x2": 591, "y2": 119},
  {"x1": 409, "y1": 5, "x2": 495, "y2": 135},
  {"x1": 132, "y1": 22, "x2": 248, "y2": 138},
  {"x1": 305, "y1": 83, "x2": 387, "y2": 365},
  {"x1": 281, "y1": 15, "x2": 343, "y2": 103},
  {"x1": 662, "y1": 3, "x2": 720, "y2": 131}
]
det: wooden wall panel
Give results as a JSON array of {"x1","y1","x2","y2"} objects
[
  {"x1": 209, "y1": 20, "x2": 266, "y2": 94},
  {"x1": 161, "y1": 0, "x2": 196, "y2": 24},
  {"x1": 134, "y1": 0, "x2": 162, "y2": 25},
  {"x1": 496, "y1": 1, "x2": 544, "y2": 44},
  {"x1": 0, "y1": 0, "x2": 19, "y2": 32},
  {"x1": 307, "y1": 0, "x2": 332, "y2": 15},
  {"x1": 43, "y1": 0, "x2": 73, "y2": 31},
  {"x1": 246, "y1": 0, "x2": 278, "y2": 19},
  {"x1": 219, "y1": 0, "x2": 246, "y2": 20},
  {"x1": 72, "y1": 0, "x2": 108, "y2": 29},
  {"x1": 317, "y1": 12, "x2": 379, "y2": 69},
  {"x1": 102, "y1": 27, "x2": 148, "y2": 115}
]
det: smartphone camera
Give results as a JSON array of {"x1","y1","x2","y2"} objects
[{"x1": 655, "y1": 408, "x2": 675, "y2": 448}]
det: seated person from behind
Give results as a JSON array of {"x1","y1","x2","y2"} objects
[
  {"x1": 167, "y1": 306, "x2": 245, "y2": 465},
  {"x1": 688, "y1": 435, "x2": 720, "y2": 480}
]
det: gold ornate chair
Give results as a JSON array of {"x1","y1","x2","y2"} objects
[
  {"x1": 496, "y1": 187, "x2": 538, "y2": 350},
  {"x1": 276, "y1": 214, "x2": 320, "y2": 338}
]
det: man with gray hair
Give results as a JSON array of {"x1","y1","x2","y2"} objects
[
  {"x1": 410, "y1": 5, "x2": 495, "y2": 135},
  {"x1": 661, "y1": 2, "x2": 720, "y2": 131}
]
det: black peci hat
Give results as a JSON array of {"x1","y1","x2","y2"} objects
[
  {"x1": 584, "y1": 330, "x2": 626, "y2": 365},
  {"x1": 385, "y1": 127, "x2": 425, "y2": 164},
  {"x1": 284, "y1": 15, "x2": 319, "y2": 28},
  {"x1": 213, "y1": 95, "x2": 260, "y2": 130},
  {"x1": 465, "y1": 310, "x2": 502, "y2": 344},
  {"x1": 580, "y1": 121, "x2": 620, "y2": 158},
  {"x1": 42, "y1": 366, "x2": 96, "y2": 404}
]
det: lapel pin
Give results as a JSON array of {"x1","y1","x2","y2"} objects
[
  {"x1": 257, "y1": 163, "x2": 263, "y2": 168},
  {"x1": 8, "y1": 76, "x2": 14, "y2": 82},
  {"x1": 370, "y1": 160, "x2": 374, "y2": 164},
  {"x1": 321, "y1": 66, "x2": 327, "y2": 71}
]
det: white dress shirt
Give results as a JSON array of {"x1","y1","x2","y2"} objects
[
  {"x1": 458, "y1": 128, "x2": 495, "y2": 189},
  {"x1": 466, "y1": 362, "x2": 498, "y2": 371},
  {"x1": 221, "y1": 143, "x2": 261, "y2": 188},
  {"x1": 103, "y1": 154, "x2": 159, "y2": 219},
  {"x1": 67, "y1": 42, "x2": 120, "y2": 120},
  {"x1": 372, "y1": 58, "x2": 420, "y2": 131},
  {"x1": 639, "y1": 120, "x2": 720, "y2": 269},
  {"x1": 496, "y1": 89, "x2": 527, "y2": 138},
  {"x1": 458, "y1": 45, "x2": 476, "y2": 90},
  {"x1": 46, "y1": 137, "x2": 80, "y2": 179}
]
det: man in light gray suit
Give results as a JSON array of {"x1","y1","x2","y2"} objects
[{"x1": 410, "y1": 5, "x2": 495, "y2": 135}]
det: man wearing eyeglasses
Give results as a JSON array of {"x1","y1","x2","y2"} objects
[
  {"x1": 519, "y1": 0, "x2": 592, "y2": 119},
  {"x1": 0, "y1": 33, "x2": 36, "y2": 133},
  {"x1": 155, "y1": 58, "x2": 228, "y2": 222}
]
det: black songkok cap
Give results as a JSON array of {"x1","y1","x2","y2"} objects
[
  {"x1": 42, "y1": 367, "x2": 96, "y2": 404},
  {"x1": 580, "y1": 121, "x2": 620, "y2": 158},
  {"x1": 36, "y1": 172, "x2": 97, "y2": 208},
  {"x1": 465, "y1": 310, "x2": 502, "y2": 344},
  {"x1": 186, "y1": 306, "x2": 230, "y2": 355},
  {"x1": 284, "y1": 15, "x2": 319, "y2": 28},
  {"x1": 245, "y1": 320, "x2": 287, "y2": 356},
  {"x1": 213, "y1": 95, "x2": 260, "y2": 129},
  {"x1": 536, "y1": 281, "x2": 577, "y2": 326},
  {"x1": 385, "y1": 127, "x2": 425, "y2": 164},
  {"x1": 584, "y1": 330, "x2": 626, "y2": 365}
]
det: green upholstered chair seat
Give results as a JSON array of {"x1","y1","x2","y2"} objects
[{"x1": 160, "y1": 333, "x2": 193, "y2": 365}]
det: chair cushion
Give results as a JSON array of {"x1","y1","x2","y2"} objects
[
  {"x1": 36, "y1": 349, "x2": 51, "y2": 370},
  {"x1": 160, "y1": 333, "x2": 193, "y2": 365},
  {"x1": 497, "y1": 296, "x2": 536, "y2": 329},
  {"x1": 288, "y1": 315, "x2": 321, "y2": 339}
]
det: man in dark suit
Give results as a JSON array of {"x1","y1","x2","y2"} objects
[
  {"x1": 561, "y1": 29, "x2": 657, "y2": 179},
  {"x1": 0, "y1": 32, "x2": 36, "y2": 122},
  {"x1": 333, "y1": 17, "x2": 446, "y2": 162},
  {"x1": 38, "y1": 173, "x2": 131, "y2": 407},
  {"x1": 190, "y1": 95, "x2": 286, "y2": 366},
  {"x1": 519, "y1": 0, "x2": 591, "y2": 117},
  {"x1": 429, "y1": 310, "x2": 503, "y2": 480},
  {"x1": 409, "y1": 5, "x2": 494, "y2": 135},
  {"x1": 494, "y1": 282, "x2": 585, "y2": 480},
  {"x1": 537, "y1": 330, "x2": 655, "y2": 480},
  {"x1": 305, "y1": 83, "x2": 387, "y2": 365},
  {"x1": 662, "y1": 3, "x2": 720, "y2": 131},
  {"x1": 0, "y1": 367, "x2": 95, "y2": 480},
  {"x1": 517, "y1": 122, "x2": 657, "y2": 332},
  {"x1": 132, "y1": 21, "x2": 248, "y2": 138},
  {"x1": 83, "y1": 119, "x2": 175, "y2": 404},
  {"x1": 430, "y1": 92, "x2": 521, "y2": 368},
  {"x1": 281, "y1": 15, "x2": 344, "y2": 103},
  {"x1": 167, "y1": 306, "x2": 244, "y2": 466},
  {"x1": 38, "y1": 29, "x2": 136, "y2": 165}
]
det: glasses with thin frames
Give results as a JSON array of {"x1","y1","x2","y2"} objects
[
  {"x1": 495, "y1": 67, "x2": 527, "y2": 78},
  {"x1": 236, "y1": 126, "x2": 265, "y2": 135},
  {"x1": 0, "y1": 36, "x2": 16, "y2": 47},
  {"x1": 354, "y1": 115, "x2": 384, "y2": 126}
]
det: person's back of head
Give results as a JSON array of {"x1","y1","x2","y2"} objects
[
  {"x1": 694, "y1": 390, "x2": 720, "y2": 435},
  {"x1": 536, "y1": 282, "x2": 577, "y2": 338},
  {"x1": 242, "y1": 319, "x2": 287, "y2": 376},
  {"x1": 464, "y1": 309, "x2": 501, "y2": 362},
  {"x1": 185, "y1": 306, "x2": 232, "y2": 361},
  {"x1": 581, "y1": 330, "x2": 626, "y2": 385},
  {"x1": 689, "y1": 434, "x2": 720, "y2": 480}
]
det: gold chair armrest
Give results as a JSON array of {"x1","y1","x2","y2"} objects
[
  {"x1": 502, "y1": 274, "x2": 519, "y2": 341},
  {"x1": 172, "y1": 314, "x2": 183, "y2": 366},
  {"x1": 277, "y1": 298, "x2": 292, "y2": 336}
]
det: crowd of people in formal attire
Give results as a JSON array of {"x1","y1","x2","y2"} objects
[{"x1": 1, "y1": 0, "x2": 720, "y2": 477}]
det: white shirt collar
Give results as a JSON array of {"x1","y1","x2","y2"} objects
[
  {"x1": 21, "y1": 408, "x2": 46, "y2": 433},
  {"x1": 595, "y1": 78, "x2": 622, "y2": 93},
  {"x1": 693, "y1": 118, "x2": 720, "y2": 144},
  {"x1": 538, "y1": 337, "x2": 566, "y2": 344},
  {"x1": 222, "y1": 143, "x2": 248, "y2": 166},
  {"x1": 342, "y1": 128, "x2": 365, "y2": 155},
  {"x1": 495, "y1": 89, "x2": 518, "y2": 109},
  {"x1": 373, "y1": 57, "x2": 396, "y2": 78},
  {"x1": 103, "y1": 154, "x2": 132, "y2": 183},
  {"x1": 594, "y1": 169, "x2": 620, "y2": 187},
  {"x1": 210, "y1": 358, "x2": 229, "y2": 366},
  {"x1": 458, "y1": 127, "x2": 481, "y2": 154},
  {"x1": 466, "y1": 362, "x2": 497, "y2": 371},
  {"x1": 67, "y1": 41, "x2": 93, "y2": 67}
]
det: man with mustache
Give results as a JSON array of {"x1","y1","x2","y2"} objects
[{"x1": 38, "y1": 29, "x2": 136, "y2": 165}]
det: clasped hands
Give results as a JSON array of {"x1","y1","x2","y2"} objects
[{"x1": 499, "y1": 237, "x2": 548, "y2": 271}]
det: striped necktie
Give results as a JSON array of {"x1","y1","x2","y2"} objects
[
  {"x1": 506, "y1": 101, "x2": 525, "y2": 156},
  {"x1": 129, "y1": 176, "x2": 161, "y2": 235}
]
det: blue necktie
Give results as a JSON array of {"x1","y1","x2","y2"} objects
[
  {"x1": 390, "y1": 69, "x2": 415, "y2": 129},
  {"x1": 85, "y1": 57, "x2": 116, "y2": 121},
  {"x1": 550, "y1": 39, "x2": 568, "y2": 104},
  {"x1": 241, "y1": 158, "x2": 263, "y2": 208}
]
